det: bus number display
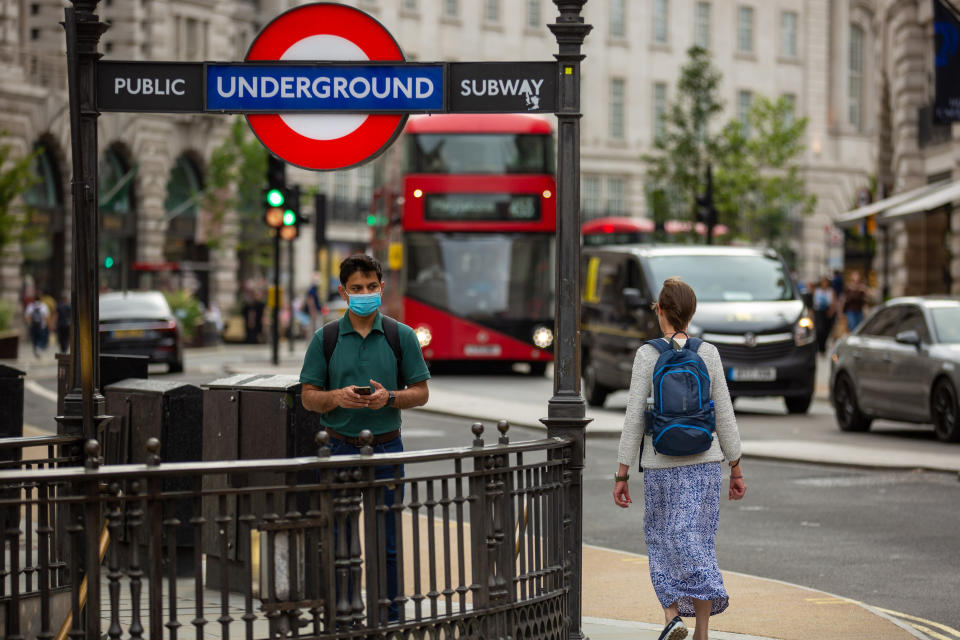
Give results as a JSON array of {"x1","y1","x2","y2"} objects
[{"x1": 424, "y1": 193, "x2": 540, "y2": 221}]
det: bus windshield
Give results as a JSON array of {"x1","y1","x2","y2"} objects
[
  {"x1": 646, "y1": 254, "x2": 795, "y2": 302},
  {"x1": 405, "y1": 233, "x2": 554, "y2": 321},
  {"x1": 407, "y1": 134, "x2": 554, "y2": 174}
]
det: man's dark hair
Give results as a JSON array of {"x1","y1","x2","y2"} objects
[{"x1": 339, "y1": 254, "x2": 383, "y2": 286}]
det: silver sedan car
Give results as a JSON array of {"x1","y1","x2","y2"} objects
[{"x1": 830, "y1": 296, "x2": 960, "y2": 442}]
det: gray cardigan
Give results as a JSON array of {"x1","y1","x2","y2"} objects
[{"x1": 617, "y1": 338, "x2": 742, "y2": 470}]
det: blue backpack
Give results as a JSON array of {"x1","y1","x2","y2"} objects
[{"x1": 643, "y1": 335, "x2": 716, "y2": 457}]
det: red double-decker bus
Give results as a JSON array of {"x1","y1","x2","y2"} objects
[{"x1": 370, "y1": 113, "x2": 556, "y2": 374}]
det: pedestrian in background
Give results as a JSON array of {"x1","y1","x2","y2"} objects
[
  {"x1": 812, "y1": 276, "x2": 836, "y2": 353},
  {"x1": 299, "y1": 254, "x2": 431, "y2": 622},
  {"x1": 613, "y1": 277, "x2": 745, "y2": 640},
  {"x1": 841, "y1": 270, "x2": 868, "y2": 333},
  {"x1": 24, "y1": 297, "x2": 49, "y2": 357},
  {"x1": 55, "y1": 292, "x2": 71, "y2": 353}
]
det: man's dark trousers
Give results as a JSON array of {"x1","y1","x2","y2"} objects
[{"x1": 324, "y1": 436, "x2": 403, "y2": 622}]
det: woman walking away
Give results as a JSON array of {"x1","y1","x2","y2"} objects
[{"x1": 612, "y1": 277, "x2": 746, "y2": 640}]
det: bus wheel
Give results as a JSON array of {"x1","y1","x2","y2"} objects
[
  {"x1": 583, "y1": 359, "x2": 609, "y2": 407},
  {"x1": 528, "y1": 362, "x2": 547, "y2": 377}
]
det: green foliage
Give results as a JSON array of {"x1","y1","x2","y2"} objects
[
  {"x1": 0, "y1": 136, "x2": 40, "y2": 254},
  {"x1": 163, "y1": 289, "x2": 203, "y2": 341},
  {"x1": 202, "y1": 117, "x2": 270, "y2": 260},
  {"x1": 643, "y1": 48, "x2": 814, "y2": 251},
  {"x1": 0, "y1": 298, "x2": 14, "y2": 331},
  {"x1": 713, "y1": 95, "x2": 816, "y2": 256}
]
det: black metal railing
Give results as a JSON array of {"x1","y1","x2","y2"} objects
[{"x1": 0, "y1": 422, "x2": 573, "y2": 639}]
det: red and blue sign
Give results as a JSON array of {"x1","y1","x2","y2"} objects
[{"x1": 243, "y1": 3, "x2": 413, "y2": 171}]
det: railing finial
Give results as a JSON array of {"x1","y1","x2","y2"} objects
[
  {"x1": 471, "y1": 422, "x2": 484, "y2": 447},
  {"x1": 84, "y1": 438, "x2": 101, "y2": 469},
  {"x1": 358, "y1": 430, "x2": 374, "y2": 456},
  {"x1": 497, "y1": 420, "x2": 510, "y2": 445},
  {"x1": 315, "y1": 430, "x2": 331, "y2": 457},
  {"x1": 145, "y1": 437, "x2": 161, "y2": 466}
]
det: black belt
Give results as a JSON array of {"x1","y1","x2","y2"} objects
[{"x1": 326, "y1": 429, "x2": 401, "y2": 447}]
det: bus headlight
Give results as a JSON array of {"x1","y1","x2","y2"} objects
[
  {"x1": 533, "y1": 326, "x2": 553, "y2": 349},
  {"x1": 794, "y1": 315, "x2": 815, "y2": 346},
  {"x1": 415, "y1": 326, "x2": 432, "y2": 347}
]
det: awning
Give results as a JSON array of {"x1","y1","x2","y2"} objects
[
  {"x1": 882, "y1": 180, "x2": 960, "y2": 221},
  {"x1": 834, "y1": 180, "x2": 948, "y2": 227}
]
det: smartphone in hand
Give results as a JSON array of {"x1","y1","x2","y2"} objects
[{"x1": 354, "y1": 386, "x2": 373, "y2": 396}]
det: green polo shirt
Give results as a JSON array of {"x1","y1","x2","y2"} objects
[{"x1": 299, "y1": 312, "x2": 430, "y2": 436}]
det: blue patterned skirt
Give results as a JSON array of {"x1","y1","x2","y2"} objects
[{"x1": 643, "y1": 462, "x2": 729, "y2": 617}]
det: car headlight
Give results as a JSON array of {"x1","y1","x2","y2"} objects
[
  {"x1": 794, "y1": 314, "x2": 815, "y2": 346},
  {"x1": 533, "y1": 326, "x2": 553, "y2": 349},
  {"x1": 415, "y1": 326, "x2": 432, "y2": 347}
]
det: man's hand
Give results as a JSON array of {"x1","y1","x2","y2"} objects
[
  {"x1": 368, "y1": 379, "x2": 389, "y2": 409},
  {"x1": 334, "y1": 385, "x2": 374, "y2": 409}
]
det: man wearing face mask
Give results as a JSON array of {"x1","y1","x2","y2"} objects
[{"x1": 300, "y1": 253, "x2": 430, "y2": 621}]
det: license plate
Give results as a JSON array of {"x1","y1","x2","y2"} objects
[
  {"x1": 464, "y1": 344, "x2": 501, "y2": 356},
  {"x1": 112, "y1": 329, "x2": 145, "y2": 339},
  {"x1": 728, "y1": 367, "x2": 776, "y2": 382}
]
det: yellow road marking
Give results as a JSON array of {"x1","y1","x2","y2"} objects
[
  {"x1": 908, "y1": 623, "x2": 957, "y2": 640},
  {"x1": 874, "y1": 607, "x2": 960, "y2": 638},
  {"x1": 804, "y1": 596, "x2": 859, "y2": 605}
]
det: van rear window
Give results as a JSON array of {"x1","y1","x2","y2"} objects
[{"x1": 646, "y1": 254, "x2": 795, "y2": 302}]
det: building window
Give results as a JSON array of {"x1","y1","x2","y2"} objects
[
  {"x1": 737, "y1": 5, "x2": 754, "y2": 54},
  {"x1": 609, "y1": 0, "x2": 626, "y2": 38},
  {"x1": 443, "y1": 0, "x2": 458, "y2": 19},
  {"x1": 30, "y1": 28, "x2": 39, "y2": 40},
  {"x1": 783, "y1": 93, "x2": 796, "y2": 125},
  {"x1": 781, "y1": 11, "x2": 797, "y2": 58},
  {"x1": 848, "y1": 24, "x2": 864, "y2": 130},
  {"x1": 738, "y1": 90, "x2": 753, "y2": 134},
  {"x1": 653, "y1": 82, "x2": 668, "y2": 142},
  {"x1": 606, "y1": 177, "x2": 627, "y2": 215},
  {"x1": 402, "y1": 0, "x2": 418, "y2": 10},
  {"x1": 694, "y1": 2, "x2": 710, "y2": 49},
  {"x1": 582, "y1": 175, "x2": 602, "y2": 219},
  {"x1": 484, "y1": 0, "x2": 500, "y2": 23},
  {"x1": 30, "y1": 4, "x2": 39, "y2": 15},
  {"x1": 652, "y1": 0, "x2": 667, "y2": 44},
  {"x1": 526, "y1": 0, "x2": 541, "y2": 28},
  {"x1": 610, "y1": 78, "x2": 626, "y2": 140}
]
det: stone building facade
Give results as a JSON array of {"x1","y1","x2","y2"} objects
[{"x1": 7, "y1": 0, "x2": 952, "y2": 331}]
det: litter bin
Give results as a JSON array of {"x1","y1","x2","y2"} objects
[
  {"x1": 202, "y1": 373, "x2": 323, "y2": 589},
  {"x1": 0, "y1": 364, "x2": 24, "y2": 442},
  {"x1": 104, "y1": 378, "x2": 203, "y2": 574},
  {"x1": 56, "y1": 353, "x2": 149, "y2": 417}
]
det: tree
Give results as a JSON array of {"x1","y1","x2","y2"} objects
[
  {"x1": 713, "y1": 95, "x2": 816, "y2": 258},
  {"x1": 642, "y1": 46, "x2": 724, "y2": 236},
  {"x1": 0, "y1": 136, "x2": 39, "y2": 256}
]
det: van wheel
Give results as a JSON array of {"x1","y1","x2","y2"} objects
[
  {"x1": 931, "y1": 379, "x2": 959, "y2": 442},
  {"x1": 583, "y1": 360, "x2": 609, "y2": 407},
  {"x1": 833, "y1": 373, "x2": 871, "y2": 432},
  {"x1": 785, "y1": 395, "x2": 812, "y2": 414},
  {"x1": 528, "y1": 362, "x2": 547, "y2": 377}
]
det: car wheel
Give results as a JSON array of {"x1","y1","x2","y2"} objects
[
  {"x1": 528, "y1": 362, "x2": 547, "y2": 377},
  {"x1": 785, "y1": 395, "x2": 812, "y2": 414},
  {"x1": 168, "y1": 361, "x2": 184, "y2": 374},
  {"x1": 832, "y1": 373, "x2": 871, "y2": 432},
  {"x1": 583, "y1": 358, "x2": 609, "y2": 408},
  {"x1": 931, "y1": 379, "x2": 959, "y2": 443}
]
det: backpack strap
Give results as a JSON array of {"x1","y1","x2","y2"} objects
[
  {"x1": 321, "y1": 316, "x2": 406, "y2": 388},
  {"x1": 685, "y1": 337, "x2": 704, "y2": 353},
  {"x1": 643, "y1": 338, "x2": 671, "y2": 354}
]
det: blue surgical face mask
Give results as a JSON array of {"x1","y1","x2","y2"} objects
[{"x1": 348, "y1": 292, "x2": 381, "y2": 316}]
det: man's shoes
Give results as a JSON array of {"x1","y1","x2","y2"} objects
[{"x1": 657, "y1": 616, "x2": 688, "y2": 640}]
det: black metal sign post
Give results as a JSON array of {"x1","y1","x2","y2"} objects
[
  {"x1": 61, "y1": 3, "x2": 107, "y2": 639},
  {"x1": 544, "y1": 3, "x2": 592, "y2": 639}
]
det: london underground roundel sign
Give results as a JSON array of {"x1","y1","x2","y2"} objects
[{"x1": 245, "y1": 3, "x2": 407, "y2": 171}]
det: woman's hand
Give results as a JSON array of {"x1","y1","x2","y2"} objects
[
  {"x1": 613, "y1": 480, "x2": 632, "y2": 508},
  {"x1": 728, "y1": 475, "x2": 746, "y2": 500}
]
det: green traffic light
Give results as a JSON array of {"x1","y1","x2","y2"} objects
[
  {"x1": 266, "y1": 189, "x2": 285, "y2": 207},
  {"x1": 282, "y1": 209, "x2": 297, "y2": 226},
  {"x1": 104, "y1": 256, "x2": 115, "y2": 269},
  {"x1": 366, "y1": 214, "x2": 376, "y2": 225}
]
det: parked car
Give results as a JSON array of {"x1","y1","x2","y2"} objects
[
  {"x1": 830, "y1": 296, "x2": 960, "y2": 442},
  {"x1": 581, "y1": 244, "x2": 817, "y2": 413},
  {"x1": 99, "y1": 291, "x2": 184, "y2": 373}
]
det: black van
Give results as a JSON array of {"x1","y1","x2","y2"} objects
[{"x1": 581, "y1": 245, "x2": 817, "y2": 413}]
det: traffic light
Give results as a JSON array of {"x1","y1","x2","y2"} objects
[
  {"x1": 104, "y1": 256, "x2": 115, "y2": 269},
  {"x1": 314, "y1": 193, "x2": 327, "y2": 245},
  {"x1": 278, "y1": 185, "x2": 301, "y2": 240},
  {"x1": 264, "y1": 187, "x2": 286, "y2": 228}
]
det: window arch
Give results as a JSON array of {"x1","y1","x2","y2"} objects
[
  {"x1": 99, "y1": 147, "x2": 135, "y2": 214},
  {"x1": 164, "y1": 153, "x2": 203, "y2": 226}
]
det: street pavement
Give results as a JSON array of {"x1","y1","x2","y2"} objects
[{"x1": 7, "y1": 344, "x2": 956, "y2": 639}]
